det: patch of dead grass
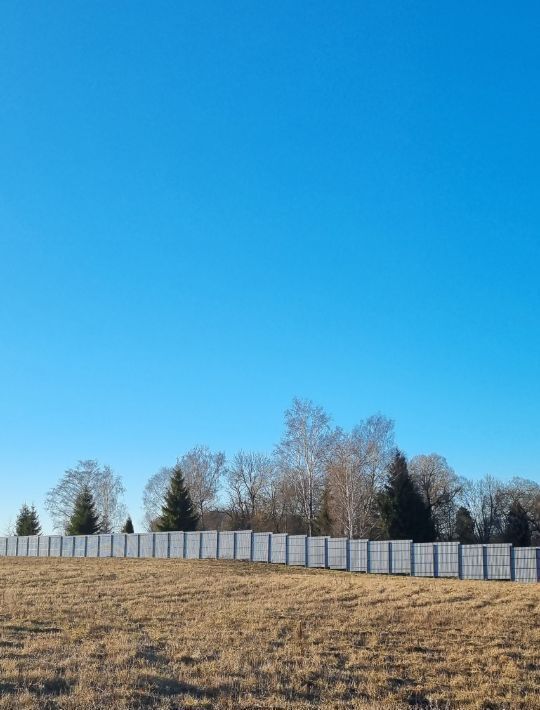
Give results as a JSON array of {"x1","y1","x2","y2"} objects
[{"x1": 0, "y1": 558, "x2": 538, "y2": 709}]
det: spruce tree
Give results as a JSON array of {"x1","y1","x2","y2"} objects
[
  {"x1": 454, "y1": 506, "x2": 477, "y2": 543},
  {"x1": 122, "y1": 516, "x2": 134, "y2": 533},
  {"x1": 379, "y1": 450, "x2": 436, "y2": 542},
  {"x1": 66, "y1": 485, "x2": 100, "y2": 535},
  {"x1": 503, "y1": 501, "x2": 531, "y2": 546},
  {"x1": 157, "y1": 464, "x2": 199, "y2": 532},
  {"x1": 15, "y1": 504, "x2": 41, "y2": 536}
]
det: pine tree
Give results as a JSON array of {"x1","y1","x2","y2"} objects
[
  {"x1": 454, "y1": 506, "x2": 477, "y2": 543},
  {"x1": 503, "y1": 500, "x2": 531, "y2": 546},
  {"x1": 379, "y1": 450, "x2": 436, "y2": 542},
  {"x1": 122, "y1": 516, "x2": 134, "y2": 533},
  {"x1": 157, "y1": 464, "x2": 199, "y2": 532},
  {"x1": 15, "y1": 504, "x2": 41, "y2": 536},
  {"x1": 66, "y1": 485, "x2": 100, "y2": 535}
]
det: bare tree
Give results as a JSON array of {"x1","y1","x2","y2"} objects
[
  {"x1": 142, "y1": 466, "x2": 173, "y2": 531},
  {"x1": 328, "y1": 415, "x2": 394, "y2": 538},
  {"x1": 45, "y1": 460, "x2": 126, "y2": 533},
  {"x1": 180, "y1": 446, "x2": 225, "y2": 528},
  {"x1": 462, "y1": 474, "x2": 506, "y2": 543},
  {"x1": 225, "y1": 451, "x2": 274, "y2": 529},
  {"x1": 501, "y1": 477, "x2": 540, "y2": 545},
  {"x1": 409, "y1": 453, "x2": 464, "y2": 540},
  {"x1": 276, "y1": 398, "x2": 334, "y2": 536}
]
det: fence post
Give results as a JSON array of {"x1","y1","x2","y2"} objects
[
  {"x1": 84, "y1": 536, "x2": 88, "y2": 558},
  {"x1": 482, "y1": 545, "x2": 488, "y2": 580},
  {"x1": 124, "y1": 535, "x2": 128, "y2": 557},
  {"x1": 458, "y1": 544, "x2": 463, "y2": 579},
  {"x1": 389, "y1": 542, "x2": 393, "y2": 575},
  {"x1": 433, "y1": 544, "x2": 439, "y2": 578},
  {"x1": 233, "y1": 532, "x2": 238, "y2": 560},
  {"x1": 285, "y1": 535, "x2": 290, "y2": 566},
  {"x1": 346, "y1": 538, "x2": 351, "y2": 572},
  {"x1": 305, "y1": 536, "x2": 309, "y2": 568},
  {"x1": 96, "y1": 535, "x2": 100, "y2": 557},
  {"x1": 267, "y1": 533, "x2": 272, "y2": 564},
  {"x1": 199, "y1": 532, "x2": 203, "y2": 560},
  {"x1": 510, "y1": 545, "x2": 516, "y2": 581},
  {"x1": 216, "y1": 531, "x2": 220, "y2": 560},
  {"x1": 250, "y1": 531, "x2": 254, "y2": 562}
]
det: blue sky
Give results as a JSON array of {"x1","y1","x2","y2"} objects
[{"x1": 1, "y1": 2, "x2": 539, "y2": 532}]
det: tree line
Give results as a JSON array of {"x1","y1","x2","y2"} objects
[{"x1": 9, "y1": 398, "x2": 540, "y2": 546}]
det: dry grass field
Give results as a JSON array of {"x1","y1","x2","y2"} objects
[{"x1": 0, "y1": 558, "x2": 538, "y2": 709}]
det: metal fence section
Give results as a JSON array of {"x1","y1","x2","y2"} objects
[
  {"x1": 86, "y1": 535, "x2": 99, "y2": 557},
  {"x1": 307, "y1": 536, "x2": 327, "y2": 568},
  {"x1": 435, "y1": 542, "x2": 459, "y2": 577},
  {"x1": 328, "y1": 538, "x2": 347, "y2": 570},
  {"x1": 98, "y1": 534, "x2": 113, "y2": 557},
  {"x1": 485, "y1": 544, "x2": 512, "y2": 580},
  {"x1": 201, "y1": 531, "x2": 217, "y2": 559},
  {"x1": 412, "y1": 543, "x2": 434, "y2": 577},
  {"x1": 270, "y1": 533, "x2": 287, "y2": 564},
  {"x1": 287, "y1": 535, "x2": 307, "y2": 566},
  {"x1": 1, "y1": 533, "x2": 538, "y2": 582},
  {"x1": 369, "y1": 541, "x2": 390, "y2": 574},
  {"x1": 390, "y1": 540, "x2": 411, "y2": 575},
  {"x1": 514, "y1": 547, "x2": 539, "y2": 583},
  {"x1": 185, "y1": 531, "x2": 200, "y2": 559},
  {"x1": 217, "y1": 531, "x2": 235, "y2": 559},
  {"x1": 169, "y1": 532, "x2": 184, "y2": 558},
  {"x1": 252, "y1": 532, "x2": 270, "y2": 562},
  {"x1": 235, "y1": 531, "x2": 252, "y2": 561}
]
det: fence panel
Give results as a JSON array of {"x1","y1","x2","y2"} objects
[
  {"x1": 139, "y1": 533, "x2": 154, "y2": 558},
  {"x1": 252, "y1": 533, "x2": 270, "y2": 562},
  {"x1": 349, "y1": 539, "x2": 368, "y2": 572},
  {"x1": 218, "y1": 531, "x2": 235, "y2": 560},
  {"x1": 369, "y1": 541, "x2": 390, "y2": 574},
  {"x1": 270, "y1": 533, "x2": 287, "y2": 564},
  {"x1": 49, "y1": 536, "x2": 62, "y2": 557},
  {"x1": 485, "y1": 544, "x2": 512, "y2": 580},
  {"x1": 126, "y1": 534, "x2": 140, "y2": 558},
  {"x1": 74, "y1": 536, "x2": 87, "y2": 557},
  {"x1": 98, "y1": 534, "x2": 113, "y2": 557},
  {"x1": 390, "y1": 540, "x2": 411, "y2": 575},
  {"x1": 288, "y1": 535, "x2": 307, "y2": 566},
  {"x1": 39, "y1": 536, "x2": 51, "y2": 557},
  {"x1": 185, "y1": 532, "x2": 201, "y2": 559},
  {"x1": 0, "y1": 538, "x2": 6, "y2": 556},
  {"x1": 235, "y1": 531, "x2": 252, "y2": 561},
  {"x1": 7, "y1": 537, "x2": 18, "y2": 557},
  {"x1": 62, "y1": 536, "x2": 75, "y2": 558},
  {"x1": 17, "y1": 536, "x2": 29, "y2": 556},
  {"x1": 514, "y1": 547, "x2": 539, "y2": 583},
  {"x1": 435, "y1": 542, "x2": 459, "y2": 577},
  {"x1": 112, "y1": 534, "x2": 126, "y2": 558},
  {"x1": 155, "y1": 532, "x2": 169, "y2": 558},
  {"x1": 307, "y1": 537, "x2": 327, "y2": 568},
  {"x1": 328, "y1": 538, "x2": 347, "y2": 570},
  {"x1": 460, "y1": 544, "x2": 485, "y2": 580},
  {"x1": 412, "y1": 543, "x2": 434, "y2": 577},
  {"x1": 169, "y1": 532, "x2": 184, "y2": 558},
  {"x1": 86, "y1": 535, "x2": 99, "y2": 557},
  {"x1": 200, "y1": 531, "x2": 217, "y2": 559}
]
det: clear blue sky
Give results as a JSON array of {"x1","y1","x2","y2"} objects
[{"x1": 1, "y1": 2, "x2": 539, "y2": 533}]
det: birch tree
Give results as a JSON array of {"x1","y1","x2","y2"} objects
[
  {"x1": 276, "y1": 398, "x2": 334, "y2": 536},
  {"x1": 180, "y1": 445, "x2": 225, "y2": 528}
]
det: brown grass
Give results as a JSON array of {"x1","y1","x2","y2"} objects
[{"x1": 0, "y1": 558, "x2": 538, "y2": 709}]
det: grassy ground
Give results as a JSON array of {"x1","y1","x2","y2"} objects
[{"x1": 0, "y1": 558, "x2": 538, "y2": 709}]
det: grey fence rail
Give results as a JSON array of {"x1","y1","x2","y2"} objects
[{"x1": 1, "y1": 532, "x2": 538, "y2": 582}]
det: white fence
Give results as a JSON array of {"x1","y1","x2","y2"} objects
[{"x1": 0, "y1": 532, "x2": 538, "y2": 582}]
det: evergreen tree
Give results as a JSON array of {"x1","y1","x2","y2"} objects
[
  {"x1": 15, "y1": 504, "x2": 41, "y2": 536},
  {"x1": 121, "y1": 516, "x2": 134, "y2": 533},
  {"x1": 66, "y1": 485, "x2": 100, "y2": 535},
  {"x1": 379, "y1": 450, "x2": 436, "y2": 542},
  {"x1": 454, "y1": 506, "x2": 477, "y2": 543},
  {"x1": 503, "y1": 500, "x2": 531, "y2": 546},
  {"x1": 157, "y1": 464, "x2": 199, "y2": 532}
]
